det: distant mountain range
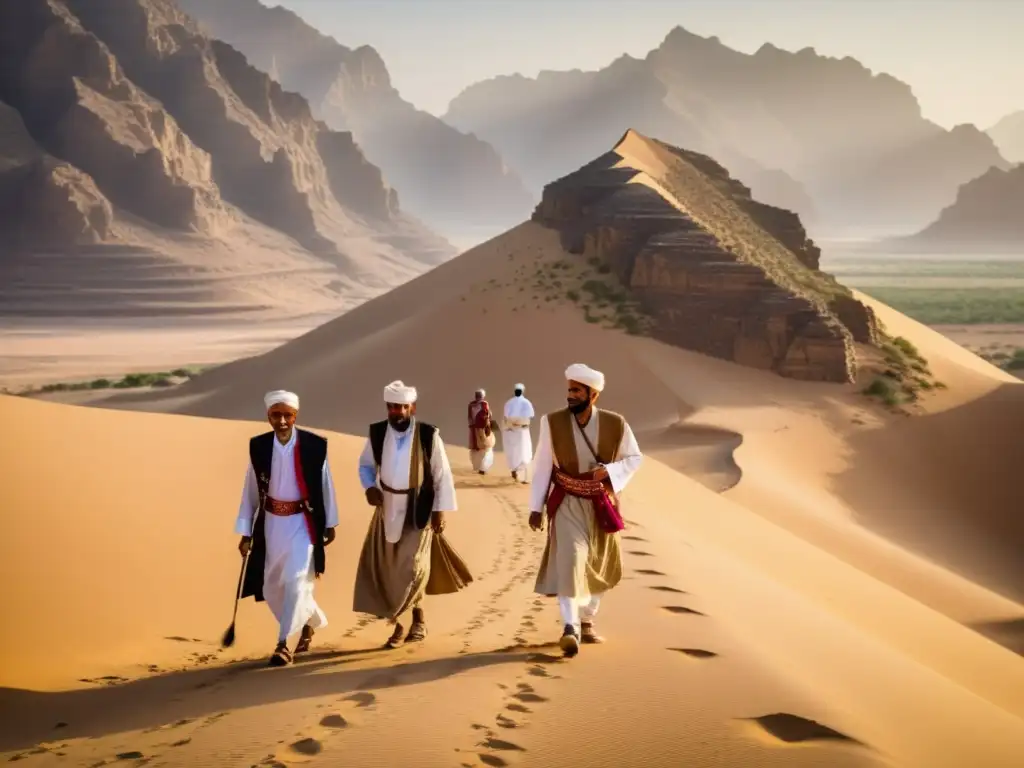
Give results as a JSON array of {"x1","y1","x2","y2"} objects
[
  {"x1": 176, "y1": 0, "x2": 536, "y2": 244},
  {"x1": 444, "y1": 26, "x2": 1010, "y2": 237}
]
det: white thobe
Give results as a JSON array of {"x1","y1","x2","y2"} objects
[
  {"x1": 234, "y1": 430, "x2": 339, "y2": 641},
  {"x1": 502, "y1": 395, "x2": 535, "y2": 480},
  {"x1": 357, "y1": 420, "x2": 457, "y2": 544},
  {"x1": 529, "y1": 408, "x2": 643, "y2": 631}
]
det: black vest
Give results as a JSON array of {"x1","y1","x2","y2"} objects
[
  {"x1": 369, "y1": 420, "x2": 437, "y2": 531},
  {"x1": 241, "y1": 428, "x2": 329, "y2": 602}
]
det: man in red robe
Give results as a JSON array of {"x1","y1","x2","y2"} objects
[{"x1": 467, "y1": 388, "x2": 495, "y2": 474}]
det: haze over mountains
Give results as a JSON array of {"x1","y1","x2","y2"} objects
[
  {"x1": 987, "y1": 111, "x2": 1024, "y2": 163},
  {"x1": 444, "y1": 26, "x2": 1010, "y2": 237},
  {"x1": 0, "y1": 0, "x2": 453, "y2": 321},
  {"x1": 177, "y1": 0, "x2": 536, "y2": 245}
]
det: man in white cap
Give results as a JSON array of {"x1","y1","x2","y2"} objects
[
  {"x1": 467, "y1": 388, "x2": 495, "y2": 474},
  {"x1": 235, "y1": 390, "x2": 340, "y2": 667},
  {"x1": 353, "y1": 380, "x2": 472, "y2": 648},
  {"x1": 502, "y1": 383, "x2": 535, "y2": 483},
  {"x1": 528, "y1": 364, "x2": 643, "y2": 657}
]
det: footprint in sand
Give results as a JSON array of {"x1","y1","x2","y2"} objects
[
  {"x1": 648, "y1": 585, "x2": 686, "y2": 594},
  {"x1": 268, "y1": 693, "x2": 377, "y2": 764},
  {"x1": 668, "y1": 648, "x2": 718, "y2": 659},
  {"x1": 661, "y1": 605, "x2": 705, "y2": 616},
  {"x1": 628, "y1": 550, "x2": 654, "y2": 557},
  {"x1": 743, "y1": 712, "x2": 863, "y2": 747},
  {"x1": 634, "y1": 568, "x2": 666, "y2": 576},
  {"x1": 622, "y1": 535, "x2": 648, "y2": 542}
]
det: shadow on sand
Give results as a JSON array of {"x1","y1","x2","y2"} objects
[{"x1": 0, "y1": 643, "x2": 558, "y2": 752}]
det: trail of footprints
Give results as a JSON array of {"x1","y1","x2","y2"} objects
[
  {"x1": 622, "y1": 530, "x2": 864, "y2": 751},
  {"x1": 259, "y1": 692, "x2": 378, "y2": 767}
]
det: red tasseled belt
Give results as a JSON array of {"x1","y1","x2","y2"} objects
[
  {"x1": 265, "y1": 497, "x2": 304, "y2": 516},
  {"x1": 545, "y1": 469, "x2": 625, "y2": 533}
]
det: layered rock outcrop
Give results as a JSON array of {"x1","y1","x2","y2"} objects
[
  {"x1": 534, "y1": 130, "x2": 881, "y2": 383},
  {"x1": 0, "y1": 100, "x2": 113, "y2": 246},
  {"x1": 176, "y1": 0, "x2": 535, "y2": 239}
]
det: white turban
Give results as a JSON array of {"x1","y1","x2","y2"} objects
[
  {"x1": 264, "y1": 389, "x2": 299, "y2": 410},
  {"x1": 514, "y1": 383, "x2": 525, "y2": 392},
  {"x1": 475, "y1": 388, "x2": 486, "y2": 398},
  {"x1": 565, "y1": 363, "x2": 605, "y2": 392},
  {"x1": 384, "y1": 380, "x2": 417, "y2": 404}
]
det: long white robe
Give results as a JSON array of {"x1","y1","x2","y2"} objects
[
  {"x1": 502, "y1": 394, "x2": 535, "y2": 481},
  {"x1": 234, "y1": 430, "x2": 339, "y2": 641},
  {"x1": 529, "y1": 408, "x2": 643, "y2": 631},
  {"x1": 356, "y1": 420, "x2": 458, "y2": 543}
]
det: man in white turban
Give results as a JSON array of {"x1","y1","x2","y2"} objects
[
  {"x1": 502, "y1": 383, "x2": 535, "y2": 483},
  {"x1": 467, "y1": 388, "x2": 496, "y2": 474},
  {"x1": 235, "y1": 390, "x2": 340, "y2": 667},
  {"x1": 528, "y1": 364, "x2": 643, "y2": 657},
  {"x1": 353, "y1": 381, "x2": 473, "y2": 648}
]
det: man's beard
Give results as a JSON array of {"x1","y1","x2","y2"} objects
[
  {"x1": 388, "y1": 415, "x2": 411, "y2": 431},
  {"x1": 567, "y1": 399, "x2": 589, "y2": 415}
]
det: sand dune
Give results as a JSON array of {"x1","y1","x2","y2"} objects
[
  {"x1": 5, "y1": 131, "x2": 1024, "y2": 765},
  {"x1": 3, "y1": 393, "x2": 1024, "y2": 767}
]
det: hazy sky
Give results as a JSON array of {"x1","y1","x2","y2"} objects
[{"x1": 276, "y1": 0, "x2": 1021, "y2": 130}]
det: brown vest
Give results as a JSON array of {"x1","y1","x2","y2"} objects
[{"x1": 547, "y1": 408, "x2": 625, "y2": 476}]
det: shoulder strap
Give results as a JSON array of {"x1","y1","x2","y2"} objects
[
  {"x1": 369, "y1": 421, "x2": 388, "y2": 468},
  {"x1": 572, "y1": 410, "x2": 601, "y2": 463}
]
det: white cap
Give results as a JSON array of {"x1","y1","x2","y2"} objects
[
  {"x1": 565, "y1": 363, "x2": 605, "y2": 392},
  {"x1": 264, "y1": 390, "x2": 299, "y2": 410},
  {"x1": 384, "y1": 380, "x2": 417, "y2": 404}
]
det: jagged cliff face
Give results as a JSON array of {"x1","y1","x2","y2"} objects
[
  {"x1": 910, "y1": 164, "x2": 1024, "y2": 246},
  {"x1": 175, "y1": 0, "x2": 535, "y2": 239},
  {"x1": 0, "y1": 0, "x2": 426, "y2": 258},
  {"x1": 533, "y1": 130, "x2": 881, "y2": 384},
  {"x1": 0, "y1": 100, "x2": 113, "y2": 246},
  {"x1": 446, "y1": 27, "x2": 1008, "y2": 236}
]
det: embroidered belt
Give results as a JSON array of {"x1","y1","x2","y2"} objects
[
  {"x1": 265, "y1": 497, "x2": 303, "y2": 516},
  {"x1": 552, "y1": 469, "x2": 605, "y2": 497},
  {"x1": 380, "y1": 480, "x2": 414, "y2": 496}
]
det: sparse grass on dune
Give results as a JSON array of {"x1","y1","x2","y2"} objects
[
  {"x1": 10, "y1": 367, "x2": 208, "y2": 397},
  {"x1": 861, "y1": 334, "x2": 945, "y2": 408}
]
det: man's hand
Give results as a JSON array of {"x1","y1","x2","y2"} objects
[
  {"x1": 323, "y1": 527, "x2": 336, "y2": 546},
  {"x1": 365, "y1": 486, "x2": 384, "y2": 507},
  {"x1": 238, "y1": 536, "x2": 252, "y2": 557},
  {"x1": 528, "y1": 511, "x2": 544, "y2": 532},
  {"x1": 431, "y1": 510, "x2": 446, "y2": 533},
  {"x1": 591, "y1": 465, "x2": 610, "y2": 483}
]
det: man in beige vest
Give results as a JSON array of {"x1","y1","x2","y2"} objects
[{"x1": 528, "y1": 363, "x2": 643, "y2": 657}]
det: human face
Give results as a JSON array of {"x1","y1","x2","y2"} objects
[
  {"x1": 566, "y1": 380, "x2": 595, "y2": 415},
  {"x1": 387, "y1": 402, "x2": 414, "y2": 431},
  {"x1": 267, "y1": 404, "x2": 297, "y2": 440}
]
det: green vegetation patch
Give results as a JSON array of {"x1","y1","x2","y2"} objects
[
  {"x1": 856, "y1": 287, "x2": 1024, "y2": 325},
  {"x1": 862, "y1": 334, "x2": 944, "y2": 409},
  {"x1": 19, "y1": 366, "x2": 205, "y2": 396}
]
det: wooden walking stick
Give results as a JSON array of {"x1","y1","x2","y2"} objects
[
  {"x1": 222, "y1": 478, "x2": 264, "y2": 648},
  {"x1": 220, "y1": 551, "x2": 249, "y2": 648}
]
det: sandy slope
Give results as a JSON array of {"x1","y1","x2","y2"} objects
[
  {"x1": 5, "y1": 135, "x2": 1024, "y2": 765},
  {"x1": 2, "y1": 394, "x2": 1024, "y2": 768}
]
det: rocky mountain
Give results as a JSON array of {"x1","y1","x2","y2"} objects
[
  {"x1": 535, "y1": 129, "x2": 881, "y2": 383},
  {"x1": 175, "y1": 0, "x2": 535, "y2": 244},
  {"x1": 900, "y1": 164, "x2": 1024, "y2": 250},
  {"x1": 0, "y1": 0, "x2": 453, "y2": 318},
  {"x1": 987, "y1": 111, "x2": 1024, "y2": 163},
  {"x1": 444, "y1": 27, "x2": 1009, "y2": 236}
]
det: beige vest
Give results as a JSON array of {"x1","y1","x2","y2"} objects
[{"x1": 547, "y1": 408, "x2": 625, "y2": 476}]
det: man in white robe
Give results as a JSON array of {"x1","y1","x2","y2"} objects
[
  {"x1": 502, "y1": 383, "x2": 535, "y2": 483},
  {"x1": 528, "y1": 364, "x2": 643, "y2": 657},
  {"x1": 235, "y1": 390, "x2": 340, "y2": 667},
  {"x1": 353, "y1": 380, "x2": 472, "y2": 648}
]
